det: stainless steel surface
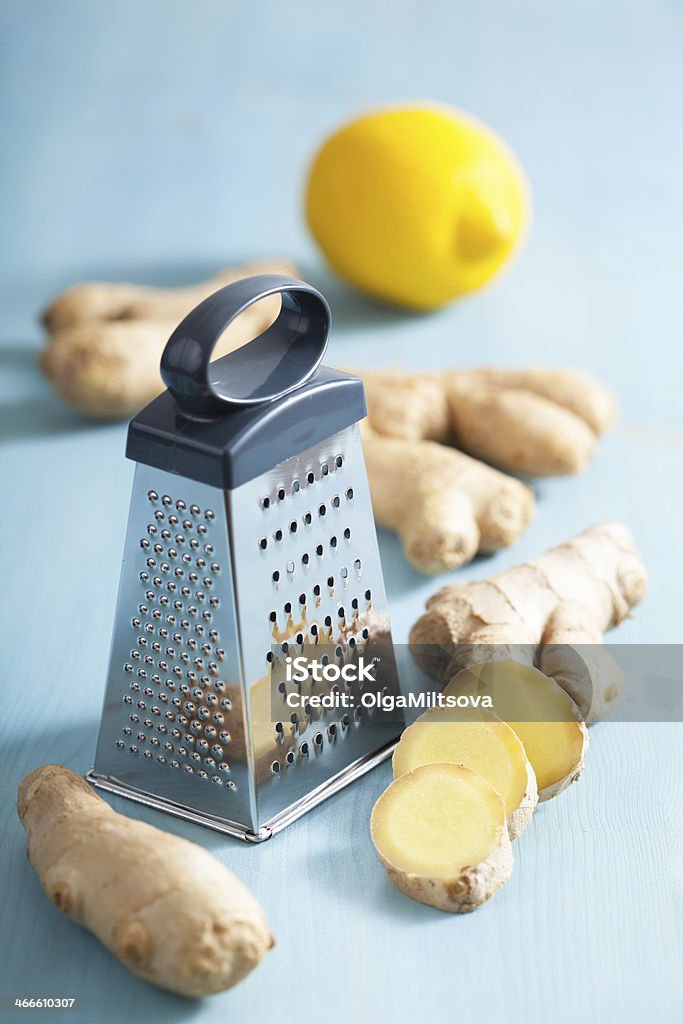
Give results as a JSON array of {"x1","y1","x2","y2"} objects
[
  {"x1": 86, "y1": 769, "x2": 272, "y2": 842},
  {"x1": 92, "y1": 463, "x2": 257, "y2": 831},
  {"x1": 91, "y1": 424, "x2": 401, "y2": 837},
  {"x1": 87, "y1": 737, "x2": 396, "y2": 841}
]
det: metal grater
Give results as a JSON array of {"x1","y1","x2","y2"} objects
[{"x1": 88, "y1": 274, "x2": 402, "y2": 841}]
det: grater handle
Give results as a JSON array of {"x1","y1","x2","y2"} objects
[{"x1": 160, "y1": 274, "x2": 330, "y2": 414}]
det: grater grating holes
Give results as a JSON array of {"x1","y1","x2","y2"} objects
[
  {"x1": 265, "y1": 566, "x2": 380, "y2": 774},
  {"x1": 149, "y1": 439, "x2": 385, "y2": 787},
  {"x1": 258, "y1": 453, "x2": 347, "y2": 510},
  {"x1": 117, "y1": 494, "x2": 235, "y2": 787}
]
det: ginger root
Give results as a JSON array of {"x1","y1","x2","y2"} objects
[
  {"x1": 356, "y1": 365, "x2": 616, "y2": 572},
  {"x1": 17, "y1": 765, "x2": 274, "y2": 997},
  {"x1": 40, "y1": 265, "x2": 618, "y2": 579},
  {"x1": 371, "y1": 763, "x2": 513, "y2": 913},
  {"x1": 360, "y1": 366, "x2": 617, "y2": 476},
  {"x1": 40, "y1": 259, "x2": 297, "y2": 418},
  {"x1": 360, "y1": 369, "x2": 451, "y2": 442},
  {"x1": 392, "y1": 707, "x2": 538, "y2": 838},
  {"x1": 41, "y1": 259, "x2": 297, "y2": 332},
  {"x1": 362, "y1": 422, "x2": 535, "y2": 573},
  {"x1": 410, "y1": 520, "x2": 648, "y2": 722}
]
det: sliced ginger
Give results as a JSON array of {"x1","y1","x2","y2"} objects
[
  {"x1": 371, "y1": 763, "x2": 512, "y2": 913},
  {"x1": 392, "y1": 707, "x2": 538, "y2": 839},
  {"x1": 444, "y1": 662, "x2": 588, "y2": 800}
]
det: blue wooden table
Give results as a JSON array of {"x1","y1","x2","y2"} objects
[{"x1": 1, "y1": 2, "x2": 681, "y2": 1021}]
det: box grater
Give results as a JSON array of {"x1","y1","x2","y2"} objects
[{"x1": 88, "y1": 274, "x2": 401, "y2": 841}]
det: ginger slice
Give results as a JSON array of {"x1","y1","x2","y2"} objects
[
  {"x1": 445, "y1": 661, "x2": 587, "y2": 800},
  {"x1": 370, "y1": 763, "x2": 512, "y2": 913},
  {"x1": 392, "y1": 707, "x2": 538, "y2": 839}
]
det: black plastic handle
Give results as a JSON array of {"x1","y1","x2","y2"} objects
[{"x1": 160, "y1": 274, "x2": 330, "y2": 415}]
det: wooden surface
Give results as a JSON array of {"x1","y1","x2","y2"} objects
[{"x1": 1, "y1": 1, "x2": 682, "y2": 1021}]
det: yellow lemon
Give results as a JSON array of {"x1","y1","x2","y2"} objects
[{"x1": 305, "y1": 105, "x2": 530, "y2": 310}]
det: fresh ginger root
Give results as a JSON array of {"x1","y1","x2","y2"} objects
[
  {"x1": 360, "y1": 369, "x2": 451, "y2": 442},
  {"x1": 392, "y1": 707, "x2": 538, "y2": 838},
  {"x1": 361, "y1": 422, "x2": 535, "y2": 573},
  {"x1": 410, "y1": 521, "x2": 648, "y2": 722},
  {"x1": 17, "y1": 765, "x2": 274, "y2": 997},
  {"x1": 40, "y1": 259, "x2": 297, "y2": 418},
  {"x1": 359, "y1": 365, "x2": 617, "y2": 476},
  {"x1": 356, "y1": 365, "x2": 616, "y2": 572},
  {"x1": 41, "y1": 259, "x2": 297, "y2": 332},
  {"x1": 371, "y1": 763, "x2": 513, "y2": 913},
  {"x1": 444, "y1": 664, "x2": 588, "y2": 800},
  {"x1": 40, "y1": 319, "x2": 181, "y2": 419}
]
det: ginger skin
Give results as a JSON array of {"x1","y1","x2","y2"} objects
[
  {"x1": 359, "y1": 366, "x2": 617, "y2": 476},
  {"x1": 40, "y1": 260, "x2": 297, "y2": 418},
  {"x1": 17, "y1": 765, "x2": 274, "y2": 998},
  {"x1": 355, "y1": 365, "x2": 617, "y2": 572},
  {"x1": 41, "y1": 259, "x2": 298, "y2": 332},
  {"x1": 362, "y1": 422, "x2": 534, "y2": 573},
  {"x1": 41, "y1": 266, "x2": 616, "y2": 578},
  {"x1": 360, "y1": 369, "x2": 451, "y2": 442},
  {"x1": 410, "y1": 521, "x2": 647, "y2": 722}
]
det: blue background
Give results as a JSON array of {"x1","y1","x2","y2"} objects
[{"x1": 1, "y1": 1, "x2": 682, "y2": 1021}]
